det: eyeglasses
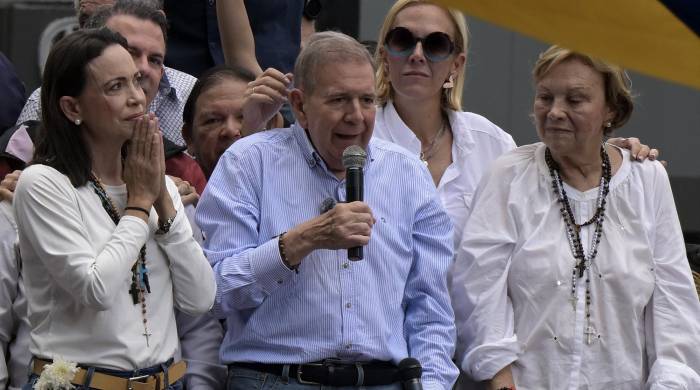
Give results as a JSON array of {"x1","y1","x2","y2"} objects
[{"x1": 384, "y1": 26, "x2": 455, "y2": 62}]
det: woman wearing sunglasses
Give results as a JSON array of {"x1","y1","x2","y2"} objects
[{"x1": 373, "y1": 0, "x2": 515, "y2": 250}]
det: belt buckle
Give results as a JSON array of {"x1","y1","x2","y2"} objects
[
  {"x1": 126, "y1": 373, "x2": 151, "y2": 390},
  {"x1": 296, "y1": 362, "x2": 323, "y2": 385}
]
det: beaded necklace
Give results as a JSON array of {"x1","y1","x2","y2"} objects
[
  {"x1": 545, "y1": 145, "x2": 611, "y2": 345},
  {"x1": 89, "y1": 175, "x2": 152, "y2": 347}
]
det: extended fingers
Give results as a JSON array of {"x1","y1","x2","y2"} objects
[
  {"x1": 133, "y1": 115, "x2": 150, "y2": 157},
  {"x1": 144, "y1": 116, "x2": 159, "y2": 161}
]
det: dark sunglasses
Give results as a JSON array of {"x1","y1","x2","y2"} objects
[{"x1": 384, "y1": 26, "x2": 455, "y2": 62}]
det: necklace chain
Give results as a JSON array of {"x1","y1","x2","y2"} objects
[
  {"x1": 545, "y1": 145, "x2": 611, "y2": 345},
  {"x1": 419, "y1": 115, "x2": 449, "y2": 164},
  {"x1": 89, "y1": 175, "x2": 152, "y2": 347}
]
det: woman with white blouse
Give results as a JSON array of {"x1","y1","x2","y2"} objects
[
  {"x1": 451, "y1": 45, "x2": 700, "y2": 389},
  {"x1": 14, "y1": 28, "x2": 216, "y2": 389},
  {"x1": 373, "y1": 0, "x2": 515, "y2": 248}
]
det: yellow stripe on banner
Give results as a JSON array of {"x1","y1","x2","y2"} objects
[{"x1": 435, "y1": 0, "x2": 700, "y2": 90}]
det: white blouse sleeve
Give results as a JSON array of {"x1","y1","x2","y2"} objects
[
  {"x1": 14, "y1": 166, "x2": 148, "y2": 311},
  {"x1": 644, "y1": 162, "x2": 700, "y2": 388},
  {"x1": 451, "y1": 159, "x2": 520, "y2": 381},
  {"x1": 153, "y1": 177, "x2": 215, "y2": 315}
]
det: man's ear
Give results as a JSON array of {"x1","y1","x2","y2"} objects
[
  {"x1": 59, "y1": 96, "x2": 82, "y2": 124},
  {"x1": 289, "y1": 89, "x2": 308, "y2": 128}
]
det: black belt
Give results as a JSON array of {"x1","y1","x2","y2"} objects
[{"x1": 232, "y1": 360, "x2": 399, "y2": 386}]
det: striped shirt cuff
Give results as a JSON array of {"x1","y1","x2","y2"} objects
[{"x1": 249, "y1": 236, "x2": 296, "y2": 294}]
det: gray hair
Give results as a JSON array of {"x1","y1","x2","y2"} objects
[{"x1": 294, "y1": 31, "x2": 374, "y2": 94}]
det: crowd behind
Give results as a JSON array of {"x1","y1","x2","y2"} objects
[{"x1": 0, "y1": 0, "x2": 699, "y2": 389}]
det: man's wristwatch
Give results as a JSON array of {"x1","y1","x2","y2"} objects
[{"x1": 156, "y1": 213, "x2": 176, "y2": 234}]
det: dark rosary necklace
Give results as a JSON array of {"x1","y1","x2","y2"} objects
[
  {"x1": 545, "y1": 145, "x2": 611, "y2": 345},
  {"x1": 89, "y1": 175, "x2": 153, "y2": 346}
]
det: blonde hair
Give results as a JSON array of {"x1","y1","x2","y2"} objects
[
  {"x1": 375, "y1": 0, "x2": 468, "y2": 111},
  {"x1": 533, "y1": 45, "x2": 634, "y2": 133}
]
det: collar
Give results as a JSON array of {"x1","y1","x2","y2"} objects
[
  {"x1": 291, "y1": 122, "x2": 374, "y2": 172},
  {"x1": 292, "y1": 122, "x2": 322, "y2": 169},
  {"x1": 382, "y1": 100, "x2": 475, "y2": 153},
  {"x1": 157, "y1": 68, "x2": 178, "y2": 101}
]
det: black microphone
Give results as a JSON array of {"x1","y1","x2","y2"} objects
[
  {"x1": 398, "y1": 358, "x2": 423, "y2": 390},
  {"x1": 342, "y1": 145, "x2": 367, "y2": 261}
]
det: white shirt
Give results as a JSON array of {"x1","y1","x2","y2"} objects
[
  {"x1": 374, "y1": 101, "x2": 516, "y2": 247},
  {"x1": 13, "y1": 165, "x2": 216, "y2": 370},
  {"x1": 451, "y1": 143, "x2": 700, "y2": 389}
]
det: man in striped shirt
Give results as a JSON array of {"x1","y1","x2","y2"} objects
[{"x1": 197, "y1": 31, "x2": 458, "y2": 390}]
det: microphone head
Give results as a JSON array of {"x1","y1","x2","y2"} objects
[
  {"x1": 342, "y1": 145, "x2": 367, "y2": 169},
  {"x1": 398, "y1": 357, "x2": 422, "y2": 381}
]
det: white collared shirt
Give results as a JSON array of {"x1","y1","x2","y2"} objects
[
  {"x1": 373, "y1": 101, "x2": 516, "y2": 247},
  {"x1": 451, "y1": 143, "x2": 700, "y2": 389}
]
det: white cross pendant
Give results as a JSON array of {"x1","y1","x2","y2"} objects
[{"x1": 584, "y1": 325, "x2": 596, "y2": 345}]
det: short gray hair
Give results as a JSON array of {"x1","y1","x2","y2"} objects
[{"x1": 294, "y1": 31, "x2": 374, "y2": 94}]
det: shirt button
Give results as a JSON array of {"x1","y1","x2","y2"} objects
[
  {"x1": 342, "y1": 263, "x2": 349, "y2": 269},
  {"x1": 277, "y1": 280, "x2": 283, "y2": 284},
  {"x1": 345, "y1": 302, "x2": 351, "y2": 309}
]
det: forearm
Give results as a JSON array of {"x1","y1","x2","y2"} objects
[
  {"x1": 158, "y1": 211, "x2": 216, "y2": 315},
  {"x1": 216, "y1": 0, "x2": 262, "y2": 75},
  {"x1": 152, "y1": 177, "x2": 177, "y2": 224}
]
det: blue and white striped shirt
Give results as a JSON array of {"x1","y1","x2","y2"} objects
[{"x1": 196, "y1": 124, "x2": 458, "y2": 389}]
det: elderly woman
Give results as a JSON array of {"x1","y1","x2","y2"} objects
[
  {"x1": 451, "y1": 45, "x2": 700, "y2": 389},
  {"x1": 14, "y1": 28, "x2": 215, "y2": 389}
]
